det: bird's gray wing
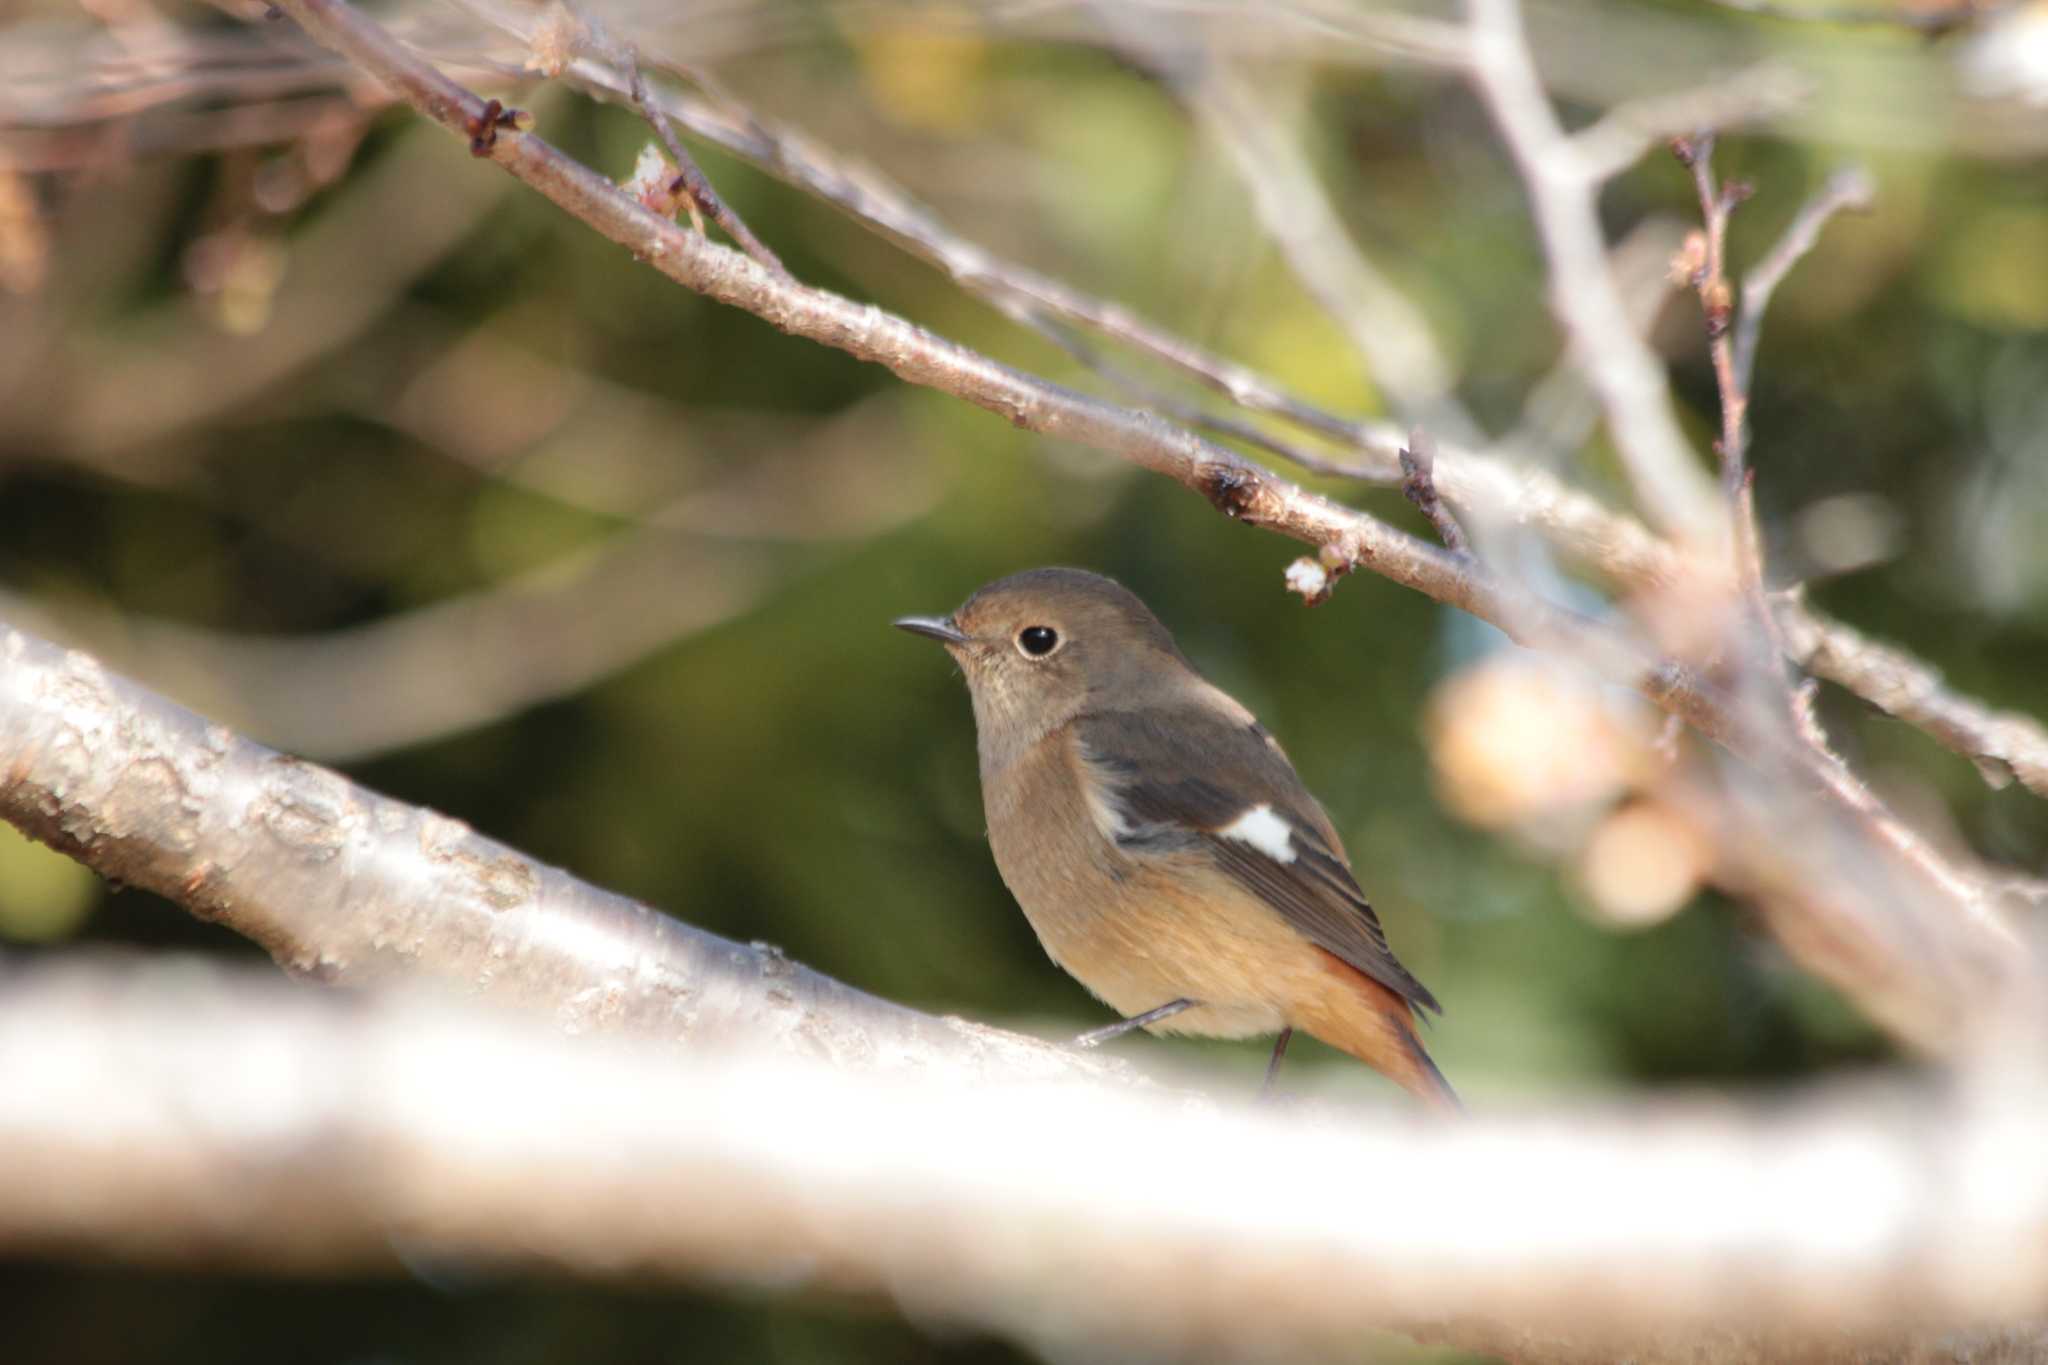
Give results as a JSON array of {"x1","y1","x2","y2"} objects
[{"x1": 1074, "y1": 707, "x2": 1440, "y2": 1014}]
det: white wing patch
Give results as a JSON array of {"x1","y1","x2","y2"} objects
[
  {"x1": 1217, "y1": 804, "x2": 1296, "y2": 864},
  {"x1": 1082, "y1": 777, "x2": 1131, "y2": 843}
]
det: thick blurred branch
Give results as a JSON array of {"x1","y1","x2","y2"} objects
[
  {"x1": 0, "y1": 622, "x2": 1128, "y2": 1082},
  {"x1": 3, "y1": 957, "x2": 2047, "y2": 1364}
]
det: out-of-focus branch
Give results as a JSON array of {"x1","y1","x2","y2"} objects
[
  {"x1": 11, "y1": 1, "x2": 2048, "y2": 155},
  {"x1": 9, "y1": 115, "x2": 515, "y2": 465},
  {"x1": 4, "y1": 957, "x2": 2048, "y2": 1364},
  {"x1": 0, "y1": 94, "x2": 366, "y2": 172},
  {"x1": 1622, "y1": 133, "x2": 2023, "y2": 1048},
  {"x1": 1464, "y1": 0, "x2": 1720, "y2": 541},
  {"x1": 1496, "y1": 216, "x2": 1688, "y2": 467},
  {"x1": 1571, "y1": 65, "x2": 1808, "y2": 184},
  {"x1": 0, "y1": 531, "x2": 783, "y2": 761},
  {"x1": 1686, "y1": 0, "x2": 1990, "y2": 34},
  {"x1": 1171, "y1": 60, "x2": 1473, "y2": 441},
  {"x1": 2, "y1": 390, "x2": 938, "y2": 760},
  {"x1": 0, "y1": 622, "x2": 1130, "y2": 1082}
]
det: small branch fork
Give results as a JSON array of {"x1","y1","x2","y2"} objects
[
  {"x1": 1672, "y1": 133, "x2": 1872, "y2": 683},
  {"x1": 1733, "y1": 167, "x2": 1877, "y2": 393},
  {"x1": 8, "y1": 957, "x2": 2048, "y2": 1360},
  {"x1": 1666, "y1": 137, "x2": 2003, "y2": 979},
  {"x1": 1673, "y1": 132, "x2": 1781, "y2": 699},
  {"x1": 624, "y1": 58, "x2": 783, "y2": 275},
  {"x1": 541, "y1": 0, "x2": 784, "y2": 273}
]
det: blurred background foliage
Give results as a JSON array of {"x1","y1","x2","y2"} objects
[{"x1": 3, "y1": 0, "x2": 2047, "y2": 1359}]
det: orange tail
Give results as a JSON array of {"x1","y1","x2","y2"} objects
[{"x1": 1297, "y1": 949, "x2": 1461, "y2": 1114}]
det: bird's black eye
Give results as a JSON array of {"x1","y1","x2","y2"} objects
[{"x1": 1017, "y1": 625, "x2": 1059, "y2": 657}]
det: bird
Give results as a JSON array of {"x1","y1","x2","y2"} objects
[{"x1": 896, "y1": 566, "x2": 1457, "y2": 1111}]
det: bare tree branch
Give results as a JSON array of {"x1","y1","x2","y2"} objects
[
  {"x1": 541, "y1": 0, "x2": 786, "y2": 273},
  {"x1": 0, "y1": 622, "x2": 1131, "y2": 1082},
  {"x1": 1733, "y1": 166, "x2": 1877, "y2": 392},
  {"x1": 430, "y1": 39, "x2": 2048, "y2": 800},
  {"x1": 1570, "y1": 64, "x2": 1808, "y2": 184},
  {"x1": 286, "y1": 29, "x2": 2048, "y2": 795},
  {"x1": 11, "y1": 12, "x2": 2046, "y2": 804},
  {"x1": 4, "y1": 956, "x2": 2048, "y2": 1364},
  {"x1": 1170, "y1": 58, "x2": 1473, "y2": 440},
  {"x1": 1777, "y1": 600, "x2": 2048, "y2": 799},
  {"x1": 1464, "y1": 0, "x2": 1720, "y2": 540}
]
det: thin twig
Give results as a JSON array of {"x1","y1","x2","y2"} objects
[
  {"x1": 1165, "y1": 56, "x2": 1472, "y2": 439},
  {"x1": 1733, "y1": 166, "x2": 1875, "y2": 392},
  {"x1": 988, "y1": 306, "x2": 1374, "y2": 477},
  {"x1": 554, "y1": 0, "x2": 785, "y2": 273},
  {"x1": 1674, "y1": 133, "x2": 1753, "y2": 483},
  {"x1": 1673, "y1": 134, "x2": 1783, "y2": 680},
  {"x1": 1671, "y1": 136, "x2": 2015, "y2": 975}
]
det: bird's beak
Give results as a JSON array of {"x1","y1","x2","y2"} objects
[{"x1": 894, "y1": 614, "x2": 970, "y2": 646}]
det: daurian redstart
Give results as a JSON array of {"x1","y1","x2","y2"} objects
[{"x1": 897, "y1": 567, "x2": 1457, "y2": 1110}]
